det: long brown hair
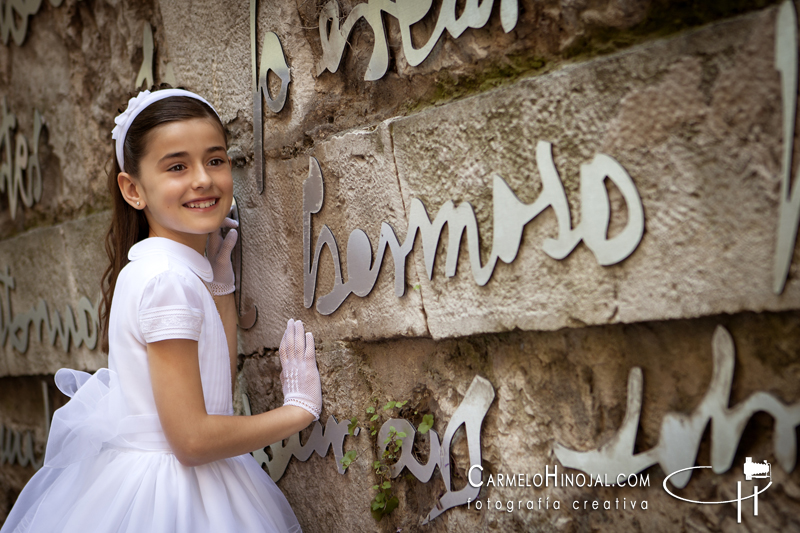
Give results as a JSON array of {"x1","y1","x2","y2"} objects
[{"x1": 100, "y1": 87, "x2": 225, "y2": 352}]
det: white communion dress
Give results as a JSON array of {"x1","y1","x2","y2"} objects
[{"x1": 1, "y1": 237, "x2": 301, "y2": 533}]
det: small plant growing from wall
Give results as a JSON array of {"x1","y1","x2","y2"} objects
[{"x1": 340, "y1": 399, "x2": 435, "y2": 521}]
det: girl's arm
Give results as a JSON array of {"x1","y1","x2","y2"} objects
[
  {"x1": 148, "y1": 336, "x2": 315, "y2": 467},
  {"x1": 212, "y1": 292, "x2": 238, "y2": 394}
]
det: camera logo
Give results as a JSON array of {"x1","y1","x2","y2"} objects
[
  {"x1": 743, "y1": 457, "x2": 771, "y2": 480},
  {"x1": 663, "y1": 458, "x2": 772, "y2": 524}
]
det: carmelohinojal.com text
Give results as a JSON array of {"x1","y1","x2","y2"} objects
[{"x1": 466, "y1": 465, "x2": 650, "y2": 513}]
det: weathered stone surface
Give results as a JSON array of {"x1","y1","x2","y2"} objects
[
  {"x1": 1, "y1": 1, "x2": 799, "y2": 532},
  {"x1": 237, "y1": 121, "x2": 428, "y2": 352},
  {"x1": 158, "y1": 0, "x2": 251, "y2": 125},
  {"x1": 0, "y1": 376, "x2": 69, "y2": 522},
  {"x1": 155, "y1": 0, "x2": 785, "y2": 206},
  {"x1": 240, "y1": 310, "x2": 800, "y2": 532},
  {"x1": 0, "y1": 0, "x2": 160, "y2": 239},
  {"x1": 285, "y1": 8, "x2": 799, "y2": 341},
  {"x1": 262, "y1": 0, "x2": 783, "y2": 160},
  {"x1": 0, "y1": 0, "x2": 782, "y2": 239},
  {"x1": 0, "y1": 211, "x2": 108, "y2": 377}
]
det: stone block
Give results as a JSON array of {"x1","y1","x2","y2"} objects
[
  {"x1": 237, "y1": 121, "x2": 427, "y2": 352},
  {"x1": 158, "y1": 0, "x2": 251, "y2": 126},
  {"x1": 240, "y1": 311, "x2": 800, "y2": 532},
  {"x1": 0, "y1": 212, "x2": 109, "y2": 377},
  {"x1": 387, "y1": 9, "x2": 800, "y2": 339},
  {"x1": 241, "y1": 8, "x2": 800, "y2": 344}
]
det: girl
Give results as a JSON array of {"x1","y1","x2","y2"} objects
[{"x1": 1, "y1": 88, "x2": 321, "y2": 532}]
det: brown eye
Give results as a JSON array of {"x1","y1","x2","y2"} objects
[{"x1": 168, "y1": 164, "x2": 186, "y2": 172}]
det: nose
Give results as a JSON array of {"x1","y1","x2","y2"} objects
[{"x1": 191, "y1": 165, "x2": 213, "y2": 189}]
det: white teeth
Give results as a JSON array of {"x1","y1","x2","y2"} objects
[{"x1": 187, "y1": 199, "x2": 216, "y2": 208}]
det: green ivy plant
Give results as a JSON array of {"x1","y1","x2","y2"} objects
[
  {"x1": 340, "y1": 398, "x2": 434, "y2": 522},
  {"x1": 371, "y1": 425, "x2": 405, "y2": 520}
]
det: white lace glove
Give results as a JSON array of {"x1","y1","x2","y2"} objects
[
  {"x1": 207, "y1": 217, "x2": 238, "y2": 296},
  {"x1": 279, "y1": 319, "x2": 322, "y2": 420}
]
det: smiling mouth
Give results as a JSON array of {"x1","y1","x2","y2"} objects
[{"x1": 185, "y1": 198, "x2": 217, "y2": 209}]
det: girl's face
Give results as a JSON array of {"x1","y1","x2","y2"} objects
[{"x1": 119, "y1": 117, "x2": 233, "y2": 254}]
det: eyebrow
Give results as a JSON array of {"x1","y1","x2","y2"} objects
[{"x1": 158, "y1": 146, "x2": 227, "y2": 164}]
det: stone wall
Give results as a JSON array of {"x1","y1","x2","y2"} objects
[{"x1": 1, "y1": 0, "x2": 799, "y2": 531}]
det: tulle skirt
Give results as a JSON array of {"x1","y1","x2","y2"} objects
[{"x1": 1, "y1": 369, "x2": 301, "y2": 533}]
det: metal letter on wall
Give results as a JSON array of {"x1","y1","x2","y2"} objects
[
  {"x1": 135, "y1": 22, "x2": 154, "y2": 90},
  {"x1": 318, "y1": 0, "x2": 519, "y2": 81},
  {"x1": 554, "y1": 326, "x2": 800, "y2": 488},
  {"x1": 245, "y1": 375, "x2": 495, "y2": 524},
  {"x1": 377, "y1": 375, "x2": 495, "y2": 524},
  {"x1": 773, "y1": 0, "x2": 800, "y2": 294},
  {"x1": 243, "y1": 393, "x2": 355, "y2": 481},
  {"x1": 0, "y1": 0, "x2": 71, "y2": 47},
  {"x1": 229, "y1": 197, "x2": 257, "y2": 329},
  {"x1": 0, "y1": 266, "x2": 99, "y2": 354},
  {"x1": 0, "y1": 381, "x2": 50, "y2": 469},
  {"x1": 0, "y1": 98, "x2": 44, "y2": 220},
  {"x1": 257, "y1": 32, "x2": 290, "y2": 114},
  {"x1": 133, "y1": 22, "x2": 177, "y2": 89},
  {"x1": 303, "y1": 143, "x2": 644, "y2": 314},
  {"x1": 251, "y1": 0, "x2": 291, "y2": 194}
]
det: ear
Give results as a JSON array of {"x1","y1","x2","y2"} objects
[{"x1": 118, "y1": 172, "x2": 145, "y2": 209}]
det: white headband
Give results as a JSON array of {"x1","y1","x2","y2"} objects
[{"x1": 111, "y1": 89, "x2": 220, "y2": 172}]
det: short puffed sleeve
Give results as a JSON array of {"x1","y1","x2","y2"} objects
[{"x1": 138, "y1": 270, "x2": 205, "y2": 343}]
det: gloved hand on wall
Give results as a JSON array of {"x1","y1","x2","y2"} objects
[
  {"x1": 207, "y1": 217, "x2": 238, "y2": 296},
  {"x1": 279, "y1": 319, "x2": 322, "y2": 420}
]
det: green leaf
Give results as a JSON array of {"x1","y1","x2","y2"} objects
[
  {"x1": 371, "y1": 430, "x2": 377, "y2": 436},
  {"x1": 372, "y1": 484, "x2": 380, "y2": 491},
  {"x1": 396, "y1": 439, "x2": 403, "y2": 448},
  {"x1": 384, "y1": 496, "x2": 400, "y2": 515},
  {"x1": 413, "y1": 284, "x2": 421, "y2": 291},
  {"x1": 366, "y1": 406, "x2": 375, "y2": 414},
  {"x1": 383, "y1": 436, "x2": 392, "y2": 446},
  {"x1": 396, "y1": 400, "x2": 407, "y2": 408},
  {"x1": 396, "y1": 431, "x2": 407, "y2": 438},
  {"x1": 373, "y1": 461, "x2": 381, "y2": 469},
  {"x1": 370, "y1": 414, "x2": 379, "y2": 422},
  {"x1": 371, "y1": 508, "x2": 384, "y2": 521},
  {"x1": 418, "y1": 414, "x2": 434, "y2": 434},
  {"x1": 347, "y1": 417, "x2": 358, "y2": 436},
  {"x1": 339, "y1": 450, "x2": 357, "y2": 470},
  {"x1": 381, "y1": 480, "x2": 391, "y2": 489},
  {"x1": 383, "y1": 401, "x2": 396, "y2": 410},
  {"x1": 374, "y1": 492, "x2": 386, "y2": 504}
]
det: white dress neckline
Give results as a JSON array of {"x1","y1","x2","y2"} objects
[{"x1": 128, "y1": 237, "x2": 214, "y2": 282}]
